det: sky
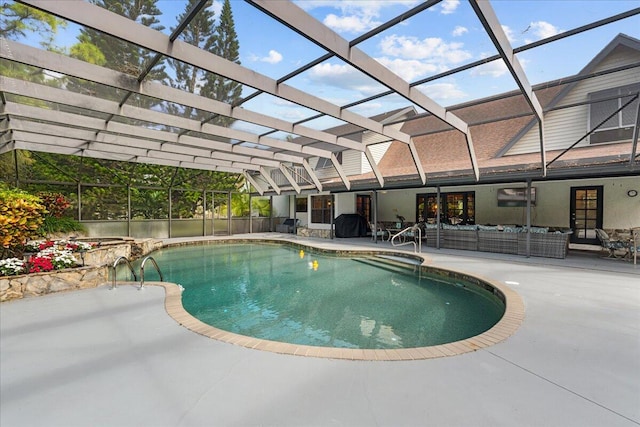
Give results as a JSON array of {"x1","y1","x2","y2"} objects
[{"x1": 16, "y1": 0, "x2": 640, "y2": 134}]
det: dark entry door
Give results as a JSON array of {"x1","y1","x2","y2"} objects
[
  {"x1": 356, "y1": 194, "x2": 372, "y2": 222},
  {"x1": 570, "y1": 186, "x2": 603, "y2": 244}
]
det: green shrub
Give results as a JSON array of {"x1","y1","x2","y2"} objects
[
  {"x1": 40, "y1": 216, "x2": 85, "y2": 235},
  {"x1": 0, "y1": 184, "x2": 46, "y2": 258}
]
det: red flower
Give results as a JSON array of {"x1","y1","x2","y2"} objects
[
  {"x1": 38, "y1": 240, "x2": 55, "y2": 250},
  {"x1": 29, "y1": 256, "x2": 54, "y2": 273}
]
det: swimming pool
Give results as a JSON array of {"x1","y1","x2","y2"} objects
[{"x1": 141, "y1": 241, "x2": 520, "y2": 358}]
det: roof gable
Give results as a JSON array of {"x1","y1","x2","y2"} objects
[{"x1": 498, "y1": 33, "x2": 640, "y2": 156}]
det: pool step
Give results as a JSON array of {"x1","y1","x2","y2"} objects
[{"x1": 353, "y1": 256, "x2": 421, "y2": 275}]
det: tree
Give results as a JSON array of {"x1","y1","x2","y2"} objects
[
  {"x1": 167, "y1": 0, "x2": 216, "y2": 120},
  {"x1": 0, "y1": 2, "x2": 66, "y2": 90},
  {"x1": 201, "y1": 0, "x2": 242, "y2": 128},
  {"x1": 69, "y1": 0, "x2": 168, "y2": 102},
  {"x1": 0, "y1": 2, "x2": 66, "y2": 47}
]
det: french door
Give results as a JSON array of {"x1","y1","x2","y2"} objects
[{"x1": 570, "y1": 186, "x2": 603, "y2": 245}]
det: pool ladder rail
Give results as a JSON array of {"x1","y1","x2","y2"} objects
[
  {"x1": 111, "y1": 255, "x2": 164, "y2": 290},
  {"x1": 390, "y1": 225, "x2": 422, "y2": 253}
]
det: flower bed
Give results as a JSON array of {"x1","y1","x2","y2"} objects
[
  {"x1": 1, "y1": 238, "x2": 161, "y2": 301},
  {"x1": 0, "y1": 240, "x2": 95, "y2": 276}
]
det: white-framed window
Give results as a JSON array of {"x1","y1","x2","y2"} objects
[
  {"x1": 310, "y1": 195, "x2": 332, "y2": 224},
  {"x1": 315, "y1": 152, "x2": 342, "y2": 169},
  {"x1": 588, "y1": 83, "x2": 639, "y2": 144}
]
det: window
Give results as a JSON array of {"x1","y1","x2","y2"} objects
[
  {"x1": 416, "y1": 192, "x2": 475, "y2": 225},
  {"x1": 589, "y1": 83, "x2": 640, "y2": 144},
  {"x1": 311, "y1": 195, "x2": 333, "y2": 224},
  {"x1": 315, "y1": 152, "x2": 342, "y2": 169},
  {"x1": 295, "y1": 197, "x2": 307, "y2": 212}
]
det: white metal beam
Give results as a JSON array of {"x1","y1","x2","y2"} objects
[
  {"x1": 8, "y1": 125, "x2": 255, "y2": 173},
  {"x1": 364, "y1": 147, "x2": 385, "y2": 188},
  {"x1": 259, "y1": 166, "x2": 282, "y2": 195},
  {"x1": 279, "y1": 165, "x2": 301, "y2": 194},
  {"x1": 331, "y1": 154, "x2": 351, "y2": 191},
  {"x1": 4, "y1": 102, "x2": 284, "y2": 169},
  {"x1": 0, "y1": 76, "x2": 331, "y2": 162},
  {"x1": 301, "y1": 159, "x2": 323, "y2": 192},
  {"x1": 247, "y1": 0, "x2": 480, "y2": 178},
  {"x1": 469, "y1": 0, "x2": 546, "y2": 176},
  {"x1": 17, "y1": 1, "x2": 419, "y2": 151},
  {"x1": 407, "y1": 139, "x2": 427, "y2": 185},
  {"x1": 244, "y1": 172, "x2": 265, "y2": 196}
]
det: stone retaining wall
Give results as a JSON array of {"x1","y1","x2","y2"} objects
[
  {"x1": 1, "y1": 266, "x2": 109, "y2": 302},
  {"x1": 1, "y1": 238, "x2": 163, "y2": 302},
  {"x1": 296, "y1": 227, "x2": 332, "y2": 239}
]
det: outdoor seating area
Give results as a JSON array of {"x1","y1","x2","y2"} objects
[
  {"x1": 373, "y1": 223, "x2": 572, "y2": 259},
  {"x1": 595, "y1": 228, "x2": 640, "y2": 263},
  {"x1": 275, "y1": 218, "x2": 299, "y2": 234}
]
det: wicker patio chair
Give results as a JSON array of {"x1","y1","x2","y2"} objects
[{"x1": 595, "y1": 228, "x2": 629, "y2": 258}]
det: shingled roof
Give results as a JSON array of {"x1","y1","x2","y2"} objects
[{"x1": 321, "y1": 34, "x2": 639, "y2": 191}]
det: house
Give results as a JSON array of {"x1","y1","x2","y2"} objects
[{"x1": 271, "y1": 34, "x2": 640, "y2": 247}]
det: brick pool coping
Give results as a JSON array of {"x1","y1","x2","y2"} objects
[{"x1": 140, "y1": 238, "x2": 525, "y2": 361}]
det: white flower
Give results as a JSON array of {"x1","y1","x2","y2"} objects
[{"x1": 0, "y1": 258, "x2": 26, "y2": 276}]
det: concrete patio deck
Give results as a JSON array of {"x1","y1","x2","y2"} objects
[{"x1": 1, "y1": 234, "x2": 639, "y2": 426}]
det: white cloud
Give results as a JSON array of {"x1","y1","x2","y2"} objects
[
  {"x1": 379, "y1": 35, "x2": 472, "y2": 64},
  {"x1": 452, "y1": 26, "x2": 468, "y2": 37},
  {"x1": 248, "y1": 50, "x2": 283, "y2": 64},
  {"x1": 308, "y1": 62, "x2": 384, "y2": 95},
  {"x1": 528, "y1": 21, "x2": 562, "y2": 39},
  {"x1": 209, "y1": 1, "x2": 223, "y2": 22},
  {"x1": 417, "y1": 82, "x2": 466, "y2": 101},
  {"x1": 376, "y1": 57, "x2": 439, "y2": 81},
  {"x1": 471, "y1": 58, "x2": 509, "y2": 78},
  {"x1": 440, "y1": 0, "x2": 460, "y2": 15},
  {"x1": 295, "y1": 1, "x2": 418, "y2": 34},
  {"x1": 263, "y1": 50, "x2": 283, "y2": 64},
  {"x1": 501, "y1": 25, "x2": 516, "y2": 43},
  {"x1": 323, "y1": 13, "x2": 380, "y2": 33}
]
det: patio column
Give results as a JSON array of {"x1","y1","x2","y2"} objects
[
  {"x1": 77, "y1": 182, "x2": 82, "y2": 222},
  {"x1": 13, "y1": 150, "x2": 19, "y2": 187},
  {"x1": 373, "y1": 190, "x2": 378, "y2": 243},
  {"x1": 228, "y1": 191, "x2": 232, "y2": 236},
  {"x1": 127, "y1": 184, "x2": 131, "y2": 237},
  {"x1": 292, "y1": 195, "x2": 297, "y2": 235},
  {"x1": 249, "y1": 192, "x2": 252, "y2": 234},
  {"x1": 168, "y1": 187, "x2": 172, "y2": 238},
  {"x1": 203, "y1": 190, "x2": 207, "y2": 236},
  {"x1": 436, "y1": 185, "x2": 441, "y2": 249},
  {"x1": 526, "y1": 179, "x2": 532, "y2": 257},
  {"x1": 330, "y1": 194, "x2": 334, "y2": 240}
]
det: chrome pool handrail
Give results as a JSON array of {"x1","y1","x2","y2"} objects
[
  {"x1": 111, "y1": 256, "x2": 138, "y2": 289},
  {"x1": 139, "y1": 256, "x2": 164, "y2": 290},
  {"x1": 390, "y1": 225, "x2": 422, "y2": 253}
]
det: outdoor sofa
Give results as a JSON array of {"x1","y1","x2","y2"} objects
[{"x1": 421, "y1": 224, "x2": 571, "y2": 259}]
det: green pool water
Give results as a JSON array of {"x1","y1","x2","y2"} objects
[{"x1": 143, "y1": 242, "x2": 504, "y2": 349}]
